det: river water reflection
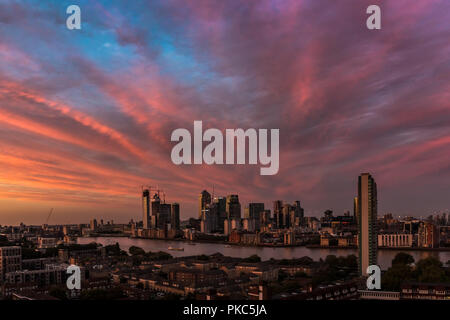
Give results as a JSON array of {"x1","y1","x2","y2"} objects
[{"x1": 78, "y1": 236, "x2": 450, "y2": 270}]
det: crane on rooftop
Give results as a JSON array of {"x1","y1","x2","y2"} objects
[{"x1": 46, "y1": 208, "x2": 53, "y2": 225}]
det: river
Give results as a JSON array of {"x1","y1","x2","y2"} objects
[{"x1": 78, "y1": 237, "x2": 450, "y2": 270}]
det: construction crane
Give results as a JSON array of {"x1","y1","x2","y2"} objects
[
  {"x1": 141, "y1": 185, "x2": 167, "y2": 203},
  {"x1": 45, "y1": 208, "x2": 53, "y2": 225},
  {"x1": 160, "y1": 190, "x2": 166, "y2": 203}
]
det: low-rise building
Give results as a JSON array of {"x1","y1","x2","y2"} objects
[
  {"x1": 0, "y1": 246, "x2": 22, "y2": 280},
  {"x1": 38, "y1": 237, "x2": 59, "y2": 249},
  {"x1": 359, "y1": 290, "x2": 400, "y2": 300},
  {"x1": 169, "y1": 268, "x2": 227, "y2": 287},
  {"x1": 4, "y1": 264, "x2": 83, "y2": 287},
  {"x1": 401, "y1": 282, "x2": 450, "y2": 300},
  {"x1": 378, "y1": 233, "x2": 413, "y2": 248}
]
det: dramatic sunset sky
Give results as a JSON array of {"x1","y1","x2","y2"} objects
[{"x1": 0, "y1": 0, "x2": 449, "y2": 224}]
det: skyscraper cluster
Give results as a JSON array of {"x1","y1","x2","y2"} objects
[
  {"x1": 199, "y1": 190, "x2": 229, "y2": 234},
  {"x1": 198, "y1": 190, "x2": 304, "y2": 236},
  {"x1": 273, "y1": 200, "x2": 304, "y2": 229},
  {"x1": 142, "y1": 188, "x2": 180, "y2": 232}
]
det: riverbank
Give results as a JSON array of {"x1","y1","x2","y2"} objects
[
  {"x1": 78, "y1": 236, "x2": 450, "y2": 270},
  {"x1": 305, "y1": 244, "x2": 450, "y2": 252},
  {"x1": 83, "y1": 235, "x2": 450, "y2": 252},
  {"x1": 114, "y1": 235, "x2": 314, "y2": 248}
]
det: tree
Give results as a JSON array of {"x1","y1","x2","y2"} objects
[
  {"x1": 243, "y1": 254, "x2": 261, "y2": 263},
  {"x1": 325, "y1": 255, "x2": 338, "y2": 266},
  {"x1": 342, "y1": 254, "x2": 358, "y2": 270},
  {"x1": 132, "y1": 255, "x2": 143, "y2": 266},
  {"x1": 414, "y1": 257, "x2": 447, "y2": 283},
  {"x1": 278, "y1": 270, "x2": 288, "y2": 282},
  {"x1": 392, "y1": 252, "x2": 414, "y2": 266},
  {"x1": 129, "y1": 246, "x2": 145, "y2": 256},
  {"x1": 380, "y1": 252, "x2": 416, "y2": 291},
  {"x1": 381, "y1": 264, "x2": 413, "y2": 291},
  {"x1": 145, "y1": 251, "x2": 172, "y2": 260},
  {"x1": 49, "y1": 287, "x2": 68, "y2": 300},
  {"x1": 105, "y1": 243, "x2": 122, "y2": 256},
  {"x1": 311, "y1": 254, "x2": 357, "y2": 286}
]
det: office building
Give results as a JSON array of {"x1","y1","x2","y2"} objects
[
  {"x1": 199, "y1": 190, "x2": 211, "y2": 219},
  {"x1": 201, "y1": 204, "x2": 218, "y2": 234},
  {"x1": 158, "y1": 203, "x2": 171, "y2": 229},
  {"x1": 246, "y1": 203, "x2": 264, "y2": 230},
  {"x1": 0, "y1": 246, "x2": 22, "y2": 281},
  {"x1": 226, "y1": 195, "x2": 241, "y2": 219},
  {"x1": 292, "y1": 200, "x2": 304, "y2": 224},
  {"x1": 260, "y1": 210, "x2": 271, "y2": 229},
  {"x1": 418, "y1": 222, "x2": 439, "y2": 248},
  {"x1": 171, "y1": 203, "x2": 180, "y2": 230},
  {"x1": 142, "y1": 189, "x2": 151, "y2": 229},
  {"x1": 273, "y1": 200, "x2": 283, "y2": 228},
  {"x1": 89, "y1": 219, "x2": 98, "y2": 231},
  {"x1": 378, "y1": 233, "x2": 413, "y2": 248},
  {"x1": 214, "y1": 197, "x2": 227, "y2": 233}
]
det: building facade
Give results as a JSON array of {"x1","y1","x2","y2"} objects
[
  {"x1": 0, "y1": 246, "x2": 22, "y2": 281},
  {"x1": 226, "y1": 195, "x2": 241, "y2": 219},
  {"x1": 357, "y1": 173, "x2": 378, "y2": 275},
  {"x1": 378, "y1": 233, "x2": 413, "y2": 248},
  {"x1": 199, "y1": 190, "x2": 211, "y2": 219},
  {"x1": 142, "y1": 189, "x2": 150, "y2": 229}
]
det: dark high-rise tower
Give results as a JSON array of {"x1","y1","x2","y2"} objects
[
  {"x1": 151, "y1": 192, "x2": 161, "y2": 228},
  {"x1": 273, "y1": 200, "x2": 283, "y2": 228},
  {"x1": 293, "y1": 201, "x2": 304, "y2": 219},
  {"x1": 246, "y1": 203, "x2": 265, "y2": 220},
  {"x1": 199, "y1": 190, "x2": 211, "y2": 219},
  {"x1": 171, "y1": 203, "x2": 180, "y2": 230},
  {"x1": 214, "y1": 197, "x2": 227, "y2": 232},
  {"x1": 282, "y1": 204, "x2": 292, "y2": 228},
  {"x1": 226, "y1": 195, "x2": 241, "y2": 219},
  {"x1": 357, "y1": 173, "x2": 378, "y2": 275},
  {"x1": 158, "y1": 203, "x2": 171, "y2": 229},
  {"x1": 246, "y1": 203, "x2": 264, "y2": 231}
]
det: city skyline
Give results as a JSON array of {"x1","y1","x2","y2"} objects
[
  {"x1": 0, "y1": 0, "x2": 449, "y2": 225},
  {"x1": 1, "y1": 179, "x2": 449, "y2": 226}
]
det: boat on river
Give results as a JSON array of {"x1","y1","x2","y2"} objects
[{"x1": 168, "y1": 246, "x2": 184, "y2": 251}]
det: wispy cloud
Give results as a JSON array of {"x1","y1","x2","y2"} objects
[{"x1": 0, "y1": 0, "x2": 449, "y2": 223}]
